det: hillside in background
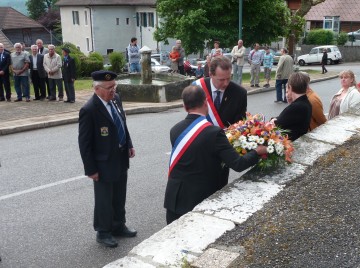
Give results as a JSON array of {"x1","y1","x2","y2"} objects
[{"x1": 0, "y1": 0, "x2": 28, "y2": 15}]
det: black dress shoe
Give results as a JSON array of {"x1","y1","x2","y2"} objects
[
  {"x1": 255, "y1": 84, "x2": 260, "y2": 87},
  {"x1": 112, "y1": 225, "x2": 137, "y2": 237},
  {"x1": 33, "y1": 98, "x2": 41, "y2": 100},
  {"x1": 96, "y1": 235, "x2": 118, "y2": 248}
]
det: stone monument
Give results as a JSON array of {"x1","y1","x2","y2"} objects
[{"x1": 139, "y1": 46, "x2": 152, "y2": 84}]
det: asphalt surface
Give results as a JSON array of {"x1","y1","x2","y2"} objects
[{"x1": 0, "y1": 71, "x2": 338, "y2": 136}]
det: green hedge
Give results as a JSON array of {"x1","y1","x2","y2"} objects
[
  {"x1": 304, "y1": 29, "x2": 334, "y2": 45},
  {"x1": 108, "y1": 52, "x2": 126, "y2": 73}
]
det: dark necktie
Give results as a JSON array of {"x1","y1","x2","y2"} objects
[
  {"x1": 109, "y1": 102, "x2": 126, "y2": 146},
  {"x1": 214, "y1": 90, "x2": 221, "y2": 110}
]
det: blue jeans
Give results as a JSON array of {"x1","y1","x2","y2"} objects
[
  {"x1": 14, "y1": 75, "x2": 30, "y2": 100},
  {"x1": 275, "y1": 79, "x2": 288, "y2": 102},
  {"x1": 130, "y1": 62, "x2": 141, "y2": 73}
]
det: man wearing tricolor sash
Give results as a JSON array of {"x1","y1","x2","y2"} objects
[
  {"x1": 193, "y1": 56, "x2": 248, "y2": 188},
  {"x1": 164, "y1": 85, "x2": 267, "y2": 224}
]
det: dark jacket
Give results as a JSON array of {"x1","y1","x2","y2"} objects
[
  {"x1": 321, "y1": 51, "x2": 328, "y2": 64},
  {"x1": 29, "y1": 54, "x2": 47, "y2": 78},
  {"x1": 275, "y1": 94, "x2": 312, "y2": 141},
  {"x1": 201, "y1": 77, "x2": 247, "y2": 126},
  {"x1": 78, "y1": 93, "x2": 133, "y2": 182},
  {"x1": 62, "y1": 55, "x2": 76, "y2": 82},
  {"x1": 164, "y1": 114, "x2": 259, "y2": 215},
  {"x1": 0, "y1": 50, "x2": 11, "y2": 75}
]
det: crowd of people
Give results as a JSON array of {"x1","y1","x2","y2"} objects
[{"x1": 0, "y1": 39, "x2": 76, "y2": 103}]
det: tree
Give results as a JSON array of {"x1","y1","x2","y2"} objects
[
  {"x1": 26, "y1": 0, "x2": 58, "y2": 20},
  {"x1": 287, "y1": 0, "x2": 326, "y2": 54},
  {"x1": 155, "y1": 0, "x2": 291, "y2": 55}
]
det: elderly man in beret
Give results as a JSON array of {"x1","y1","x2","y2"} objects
[
  {"x1": 61, "y1": 47, "x2": 76, "y2": 103},
  {"x1": 78, "y1": 71, "x2": 136, "y2": 248}
]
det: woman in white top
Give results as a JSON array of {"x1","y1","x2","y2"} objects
[{"x1": 328, "y1": 70, "x2": 360, "y2": 119}]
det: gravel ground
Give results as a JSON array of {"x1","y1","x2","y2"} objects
[{"x1": 214, "y1": 134, "x2": 360, "y2": 268}]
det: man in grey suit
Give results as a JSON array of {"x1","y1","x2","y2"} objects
[{"x1": 78, "y1": 71, "x2": 137, "y2": 248}]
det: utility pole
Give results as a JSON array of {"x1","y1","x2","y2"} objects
[{"x1": 238, "y1": 0, "x2": 243, "y2": 39}]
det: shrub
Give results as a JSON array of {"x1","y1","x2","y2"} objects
[
  {"x1": 108, "y1": 51, "x2": 126, "y2": 73},
  {"x1": 305, "y1": 29, "x2": 334, "y2": 45},
  {"x1": 89, "y1": 51, "x2": 104, "y2": 62},
  {"x1": 336, "y1": 31, "x2": 348, "y2": 46},
  {"x1": 80, "y1": 56, "x2": 104, "y2": 77}
]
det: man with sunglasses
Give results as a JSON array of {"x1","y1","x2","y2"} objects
[{"x1": 78, "y1": 71, "x2": 136, "y2": 248}]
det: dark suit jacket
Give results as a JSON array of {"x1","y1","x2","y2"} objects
[
  {"x1": 62, "y1": 56, "x2": 76, "y2": 82},
  {"x1": 164, "y1": 114, "x2": 259, "y2": 215},
  {"x1": 29, "y1": 54, "x2": 47, "y2": 78},
  {"x1": 78, "y1": 93, "x2": 133, "y2": 182},
  {"x1": 202, "y1": 78, "x2": 247, "y2": 126},
  {"x1": 275, "y1": 94, "x2": 312, "y2": 141},
  {"x1": 0, "y1": 51, "x2": 11, "y2": 75}
]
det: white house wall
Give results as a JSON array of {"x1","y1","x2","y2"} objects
[
  {"x1": 60, "y1": 5, "x2": 177, "y2": 55},
  {"x1": 92, "y1": 6, "x2": 136, "y2": 55},
  {"x1": 60, "y1": 7, "x2": 92, "y2": 54}
]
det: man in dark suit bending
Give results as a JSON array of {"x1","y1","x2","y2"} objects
[
  {"x1": 164, "y1": 85, "x2": 267, "y2": 224},
  {"x1": 193, "y1": 56, "x2": 248, "y2": 189},
  {"x1": 78, "y1": 71, "x2": 137, "y2": 248}
]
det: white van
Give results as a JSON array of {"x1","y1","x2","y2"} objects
[{"x1": 297, "y1": 45, "x2": 342, "y2": 66}]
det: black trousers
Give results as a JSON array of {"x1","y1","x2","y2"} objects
[
  {"x1": 31, "y1": 70, "x2": 46, "y2": 99},
  {"x1": 178, "y1": 65, "x2": 185, "y2": 75},
  {"x1": 166, "y1": 209, "x2": 183, "y2": 225},
  {"x1": 0, "y1": 73, "x2": 11, "y2": 100},
  {"x1": 322, "y1": 63, "x2": 327, "y2": 73},
  {"x1": 93, "y1": 172, "x2": 128, "y2": 234}
]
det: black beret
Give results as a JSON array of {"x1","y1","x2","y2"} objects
[
  {"x1": 62, "y1": 47, "x2": 70, "y2": 53},
  {"x1": 91, "y1": 70, "x2": 117, "y2": 81}
]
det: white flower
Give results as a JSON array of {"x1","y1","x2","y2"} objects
[
  {"x1": 268, "y1": 139, "x2": 275, "y2": 146},
  {"x1": 258, "y1": 137, "x2": 265, "y2": 145},
  {"x1": 250, "y1": 142, "x2": 258, "y2": 150},
  {"x1": 275, "y1": 143, "x2": 284, "y2": 155},
  {"x1": 233, "y1": 140, "x2": 241, "y2": 147},
  {"x1": 226, "y1": 133, "x2": 232, "y2": 139},
  {"x1": 267, "y1": 145, "x2": 274, "y2": 154},
  {"x1": 248, "y1": 135, "x2": 255, "y2": 142},
  {"x1": 239, "y1": 135, "x2": 247, "y2": 142}
]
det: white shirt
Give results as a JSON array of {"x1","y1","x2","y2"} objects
[
  {"x1": 32, "y1": 54, "x2": 37, "y2": 69},
  {"x1": 210, "y1": 79, "x2": 224, "y2": 103}
]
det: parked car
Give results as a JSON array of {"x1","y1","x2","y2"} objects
[
  {"x1": 151, "y1": 58, "x2": 171, "y2": 73},
  {"x1": 273, "y1": 51, "x2": 282, "y2": 65},
  {"x1": 347, "y1": 29, "x2": 360, "y2": 41},
  {"x1": 297, "y1": 45, "x2": 342, "y2": 66},
  {"x1": 151, "y1": 51, "x2": 170, "y2": 66}
]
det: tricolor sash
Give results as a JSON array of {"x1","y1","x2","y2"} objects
[
  {"x1": 195, "y1": 78, "x2": 225, "y2": 128},
  {"x1": 168, "y1": 116, "x2": 212, "y2": 177}
]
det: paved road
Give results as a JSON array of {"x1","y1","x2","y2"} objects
[{"x1": 0, "y1": 64, "x2": 359, "y2": 267}]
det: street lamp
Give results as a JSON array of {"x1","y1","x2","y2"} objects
[{"x1": 238, "y1": 0, "x2": 243, "y2": 39}]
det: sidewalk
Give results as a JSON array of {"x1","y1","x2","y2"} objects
[{"x1": 0, "y1": 72, "x2": 337, "y2": 135}]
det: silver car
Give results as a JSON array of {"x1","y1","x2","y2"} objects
[{"x1": 151, "y1": 58, "x2": 171, "y2": 73}]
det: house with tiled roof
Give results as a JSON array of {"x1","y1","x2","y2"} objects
[
  {"x1": 56, "y1": 0, "x2": 173, "y2": 55},
  {"x1": 0, "y1": 7, "x2": 53, "y2": 51},
  {"x1": 305, "y1": 0, "x2": 360, "y2": 34}
]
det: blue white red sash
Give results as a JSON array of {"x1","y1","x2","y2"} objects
[
  {"x1": 195, "y1": 78, "x2": 225, "y2": 128},
  {"x1": 168, "y1": 116, "x2": 212, "y2": 177}
]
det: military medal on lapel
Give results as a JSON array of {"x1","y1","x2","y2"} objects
[{"x1": 100, "y1": 127, "x2": 109, "y2": 136}]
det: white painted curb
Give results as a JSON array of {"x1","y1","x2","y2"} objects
[{"x1": 104, "y1": 103, "x2": 360, "y2": 268}]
